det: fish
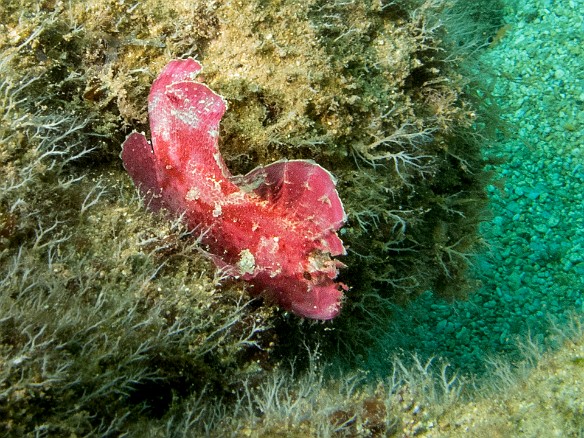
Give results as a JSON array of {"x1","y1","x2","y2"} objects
[{"x1": 122, "y1": 58, "x2": 347, "y2": 320}]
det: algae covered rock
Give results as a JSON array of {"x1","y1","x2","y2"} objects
[{"x1": 0, "y1": 0, "x2": 500, "y2": 434}]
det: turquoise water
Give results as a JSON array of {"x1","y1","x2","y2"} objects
[{"x1": 367, "y1": 0, "x2": 583, "y2": 376}]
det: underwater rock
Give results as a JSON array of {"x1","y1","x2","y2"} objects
[{"x1": 122, "y1": 59, "x2": 347, "y2": 320}]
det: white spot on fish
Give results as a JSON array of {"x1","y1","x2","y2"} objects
[
  {"x1": 213, "y1": 202, "x2": 222, "y2": 217},
  {"x1": 319, "y1": 194, "x2": 331, "y2": 207},
  {"x1": 186, "y1": 187, "x2": 200, "y2": 201},
  {"x1": 237, "y1": 249, "x2": 255, "y2": 275}
]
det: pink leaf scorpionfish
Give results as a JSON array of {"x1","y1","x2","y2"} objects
[{"x1": 122, "y1": 59, "x2": 347, "y2": 320}]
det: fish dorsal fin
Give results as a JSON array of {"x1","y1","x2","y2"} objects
[{"x1": 239, "y1": 159, "x2": 347, "y2": 255}]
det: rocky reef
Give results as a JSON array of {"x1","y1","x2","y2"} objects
[{"x1": 0, "y1": 0, "x2": 503, "y2": 434}]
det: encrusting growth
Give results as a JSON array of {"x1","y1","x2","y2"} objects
[{"x1": 122, "y1": 59, "x2": 348, "y2": 320}]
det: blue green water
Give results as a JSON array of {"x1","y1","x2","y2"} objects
[{"x1": 367, "y1": 0, "x2": 583, "y2": 376}]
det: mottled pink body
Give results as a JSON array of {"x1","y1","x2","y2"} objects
[{"x1": 122, "y1": 59, "x2": 347, "y2": 319}]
